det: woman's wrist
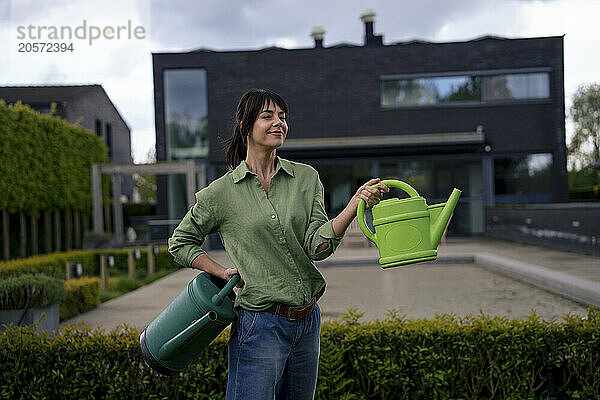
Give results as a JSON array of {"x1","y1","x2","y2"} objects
[
  {"x1": 191, "y1": 253, "x2": 228, "y2": 279},
  {"x1": 332, "y1": 203, "x2": 357, "y2": 237}
]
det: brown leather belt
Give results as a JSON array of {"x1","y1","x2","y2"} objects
[{"x1": 264, "y1": 298, "x2": 316, "y2": 321}]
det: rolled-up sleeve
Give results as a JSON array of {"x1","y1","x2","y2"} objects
[
  {"x1": 168, "y1": 191, "x2": 218, "y2": 268},
  {"x1": 303, "y1": 177, "x2": 344, "y2": 261}
]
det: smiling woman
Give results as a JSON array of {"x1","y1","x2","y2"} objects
[{"x1": 168, "y1": 88, "x2": 389, "y2": 400}]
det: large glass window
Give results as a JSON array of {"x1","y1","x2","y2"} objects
[
  {"x1": 494, "y1": 153, "x2": 553, "y2": 204},
  {"x1": 382, "y1": 76, "x2": 480, "y2": 107},
  {"x1": 382, "y1": 71, "x2": 549, "y2": 107},
  {"x1": 164, "y1": 68, "x2": 208, "y2": 160},
  {"x1": 372, "y1": 159, "x2": 484, "y2": 235},
  {"x1": 314, "y1": 161, "x2": 371, "y2": 216},
  {"x1": 483, "y1": 73, "x2": 549, "y2": 101},
  {"x1": 164, "y1": 68, "x2": 208, "y2": 221}
]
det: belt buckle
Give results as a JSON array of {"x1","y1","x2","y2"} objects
[
  {"x1": 286, "y1": 298, "x2": 314, "y2": 322},
  {"x1": 286, "y1": 306, "x2": 298, "y2": 322}
]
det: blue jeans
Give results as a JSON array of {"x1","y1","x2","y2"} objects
[{"x1": 226, "y1": 303, "x2": 321, "y2": 400}]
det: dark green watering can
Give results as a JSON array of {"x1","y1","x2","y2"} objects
[
  {"x1": 140, "y1": 272, "x2": 240, "y2": 375},
  {"x1": 357, "y1": 180, "x2": 461, "y2": 268}
]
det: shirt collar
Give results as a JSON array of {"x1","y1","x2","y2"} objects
[{"x1": 232, "y1": 156, "x2": 295, "y2": 183}]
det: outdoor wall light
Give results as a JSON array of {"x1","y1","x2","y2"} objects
[
  {"x1": 153, "y1": 245, "x2": 159, "y2": 255},
  {"x1": 134, "y1": 249, "x2": 141, "y2": 260},
  {"x1": 108, "y1": 255, "x2": 115, "y2": 268},
  {"x1": 75, "y1": 263, "x2": 83, "y2": 277}
]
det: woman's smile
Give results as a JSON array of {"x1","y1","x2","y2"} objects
[{"x1": 247, "y1": 100, "x2": 288, "y2": 149}]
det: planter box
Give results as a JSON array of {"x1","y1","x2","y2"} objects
[{"x1": 0, "y1": 304, "x2": 60, "y2": 334}]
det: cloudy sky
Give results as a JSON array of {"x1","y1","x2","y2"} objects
[{"x1": 1, "y1": 0, "x2": 599, "y2": 163}]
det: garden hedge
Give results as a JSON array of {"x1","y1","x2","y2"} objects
[
  {"x1": 0, "y1": 274, "x2": 66, "y2": 310},
  {"x1": 60, "y1": 277, "x2": 101, "y2": 321},
  {"x1": 0, "y1": 248, "x2": 175, "y2": 279},
  {"x1": 0, "y1": 248, "x2": 175, "y2": 321},
  {"x1": 0, "y1": 100, "x2": 108, "y2": 213},
  {"x1": 1, "y1": 309, "x2": 598, "y2": 399}
]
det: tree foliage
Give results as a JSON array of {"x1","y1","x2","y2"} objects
[
  {"x1": 0, "y1": 100, "x2": 108, "y2": 213},
  {"x1": 568, "y1": 83, "x2": 600, "y2": 170}
]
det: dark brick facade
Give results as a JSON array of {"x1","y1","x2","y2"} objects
[{"x1": 153, "y1": 33, "x2": 567, "y2": 224}]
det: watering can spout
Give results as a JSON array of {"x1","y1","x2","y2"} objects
[{"x1": 430, "y1": 188, "x2": 461, "y2": 248}]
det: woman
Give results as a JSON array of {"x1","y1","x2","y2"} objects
[{"x1": 168, "y1": 88, "x2": 388, "y2": 400}]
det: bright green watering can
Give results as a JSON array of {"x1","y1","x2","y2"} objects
[
  {"x1": 140, "y1": 272, "x2": 240, "y2": 375},
  {"x1": 357, "y1": 180, "x2": 461, "y2": 268}
]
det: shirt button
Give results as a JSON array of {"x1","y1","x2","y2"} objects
[
  {"x1": 279, "y1": 237, "x2": 285, "y2": 243},
  {"x1": 296, "y1": 279, "x2": 301, "y2": 284},
  {"x1": 271, "y1": 214, "x2": 276, "y2": 219}
]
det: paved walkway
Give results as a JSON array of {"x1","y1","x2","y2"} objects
[{"x1": 61, "y1": 237, "x2": 599, "y2": 331}]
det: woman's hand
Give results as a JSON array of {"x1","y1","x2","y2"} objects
[
  {"x1": 223, "y1": 267, "x2": 244, "y2": 288},
  {"x1": 351, "y1": 178, "x2": 390, "y2": 212},
  {"x1": 331, "y1": 178, "x2": 390, "y2": 237}
]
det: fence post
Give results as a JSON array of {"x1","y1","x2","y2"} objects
[
  {"x1": 65, "y1": 261, "x2": 73, "y2": 281},
  {"x1": 100, "y1": 254, "x2": 109, "y2": 290},
  {"x1": 147, "y1": 245, "x2": 155, "y2": 276},
  {"x1": 127, "y1": 249, "x2": 136, "y2": 280}
]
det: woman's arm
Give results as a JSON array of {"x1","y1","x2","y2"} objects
[
  {"x1": 314, "y1": 178, "x2": 389, "y2": 252},
  {"x1": 332, "y1": 178, "x2": 389, "y2": 236},
  {"x1": 168, "y1": 189, "x2": 242, "y2": 285},
  {"x1": 191, "y1": 253, "x2": 242, "y2": 285}
]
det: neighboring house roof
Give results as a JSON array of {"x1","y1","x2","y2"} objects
[{"x1": 0, "y1": 84, "x2": 130, "y2": 131}]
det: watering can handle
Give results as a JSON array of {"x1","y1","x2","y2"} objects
[
  {"x1": 356, "y1": 180, "x2": 421, "y2": 244},
  {"x1": 212, "y1": 274, "x2": 240, "y2": 306}
]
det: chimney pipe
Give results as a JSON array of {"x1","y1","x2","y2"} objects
[
  {"x1": 310, "y1": 27, "x2": 325, "y2": 48},
  {"x1": 360, "y1": 9, "x2": 382, "y2": 47}
]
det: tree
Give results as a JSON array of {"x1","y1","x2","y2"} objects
[
  {"x1": 568, "y1": 83, "x2": 600, "y2": 170},
  {"x1": 133, "y1": 148, "x2": 157, "y2": 204}
]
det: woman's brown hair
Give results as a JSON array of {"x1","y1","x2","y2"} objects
[{"x1": 224, "y1": 88, "x2": 289, "y2": 170}]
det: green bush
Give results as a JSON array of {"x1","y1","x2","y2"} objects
[
  {"x1": 60, "y1": 277, "x2": 101, "y2": 321},
  {"x1": 0, "y1": 100, "x2": 108, "y2": 213},
  {"x1": 0, "y1": 250, "x2": 97, "y2": 279},
  {"x1": 1, "y1": 309, "x2": 598, "y2": 399},
  {"x1": 0, "y1": 274, "x2": 66, "y2": 310},
  {"x1": 0, "y1": 248, "x2": 175, "y2": 279}
]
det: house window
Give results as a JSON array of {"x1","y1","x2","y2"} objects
[
  {"x1": 95, "y1": 119, "x2": 102, "y2": 136},
  {"x1": 163, "y1": 68, "x2": 208, "y2": 160},
  {"x1": 381, "y1": 71, "x2": 550, "y2": 107},
  {"x1": 494, "y1": 153, "x2": 553, "y2": 204},
  {"x1": 382, "y1": 75, "x2": 481, "y2": 107},
  {"x1": 105, "y1": 123, "x2": 112, "y2": 158},
  {"x1": 483, "y1": 72, "x2": 550, "y2": 101}
]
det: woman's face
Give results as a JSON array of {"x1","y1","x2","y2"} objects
[{"x1": 247, "y1": 100, "x2": 288, "y2": 151}]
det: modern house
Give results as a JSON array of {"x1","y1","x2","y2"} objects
[{"x1": 151, "y1": 11, "x2": 566, "y2": 240}]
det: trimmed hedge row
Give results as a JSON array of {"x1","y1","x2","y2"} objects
[
  {"x1": 0, "y1": 248, "x2": 175, "y2": 279},
  {"x1": 60, "y1": 277, "x2": 101, "y2": 321},
  {"x1": 1, "y1": 309, "x2": 598, "y2": 399},
  {"x1": 0, "y1": 100, "x2": 108, "y2": 212},
  {"x1": 0, "y1": 248, "x2": 175, "y2": 321},
  {"x1": 0, "y1": 274, "x2": 66, "y2": 310}
]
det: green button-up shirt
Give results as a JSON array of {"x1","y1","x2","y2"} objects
[{"x1": 168, "y1": 157, "x2": 344, "y2": 311}]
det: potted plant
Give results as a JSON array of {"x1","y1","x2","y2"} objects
[{"x1": 0, "y1": 274, "x2": 66, "y2": 333}]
